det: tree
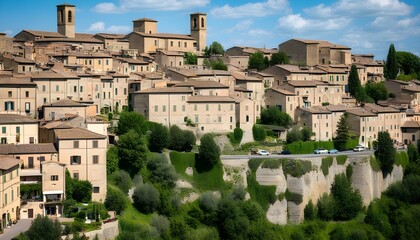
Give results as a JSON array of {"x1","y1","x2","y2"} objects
[
  {"x1": 269, "y1": 51, "x2": 290, "y2": 66},
  {"x1": 233, "y1": 127, "x2": 243, "y2": 143},
  {"x1": 408, "y1": 143, "x2": 419, "y2": 163},
  {"x1": 286, "y1": 126, "x2": 303, "y2": 144},
  {"x1": 147, "y1": 122, "x2": 169, "y2": 152},
  {"x1": 375, "y1": 131, "x2": 396, "y2": 176},
  {"x1": 182, "y1": 130, "x2": 196, "y2": 152},
  {"x1": 105, "y1": 186, "x2": 129, "y2": 214},
  {"x1": 397, "y1": 51, "x2": 420, "y2": 76},
  {"x1": 348, "y1": 64, "x2": 365, "y2": 102},
  {"x1": 168, "y1": 125, "x2": 196, "y2": 152},
  {"x1": 26, "y1": 215, "x2": 62, "y2": 240},
  {"x1": 248, "y1": 52, "x2": 268, "y2": 70},
  {"x1": 252, "y1": 124, "x2": 266, "y2": 142},
  {"x1": 205, "y1": 41, "x2": 225, "y2": 55},
  {"x1": 151, "y1": 215, "x2": 170, "y2": 236},
  {"x1": 72, "y1": 180, "x2": 93, "y2": 202},
  {"x1": 304, "y1": 200, "x2": 317, "y2": 221},
  {"x1": 260, "y1": 106, "x2": 292, "y2": 127},
  {"x1": 385, "y1": 44, "x2": 399, "y2": 79},
  {"x1": 106, "y1": 145, "x2": 119, "y2": 175},
  {"x1": 117, "y1": 130, "x2": 149, "y2": 176},
  {"x1": 65, "y1": 170, "x2": 74, "y2": 199},
  {"x1": 216, "y1": 199, "x2": 250, "y2": 240},
  {"x1": 111, "y1": 170, "x2": 132, "y2": 194},
  {"x1": 211, "y1": 59, "x2": 228, "y2": 70},
  {"x1": 331, "y1": 173, "x2": 363, "y2": 220},
  {"x1": 301, "y1": 127, "x2": 313, "y2": 142},
  {"x1": 317, "y1": 193, "x2": 335, "y2": 221},
  {"x1": 198, "y1": 133, "x2": 221, "y2": 168},
  {"x1": 184, "y1": 52, "x2": 197, "y2": 65},
  {"x1": 147, "y1": 154, "x2": 178, "y2": 188},
  {"x1": 199, "y1": 191, "x2": 220, "y2": 213},
  {"x1": 133, "y1": 183, "x2": 160, "y2": 214},
  {"x1": 334, "y1": 113, "x2": 350, "y2": 150},
  {"x1": 364, "y1": 81, "x2": 388, "y2": 103},
  {"x1": 116, "y1": 111, "x2": 147, "y2": 135}
]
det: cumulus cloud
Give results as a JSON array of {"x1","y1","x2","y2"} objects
[
  {"x1": 278, "y1": 14, "x2": 351, "y2": 32},
  {"x1": 93, "y1": 0, "x2": 210, "y2": 13},
  {"x1": 211, "y1": 0, "x2": 290, "y2": 18},
  {"x1": 226, "y1": 20, "x2": 253, "y2": 33},
  {"x1": 88, "y1": 21, "x2": 131, "y2": 33}
]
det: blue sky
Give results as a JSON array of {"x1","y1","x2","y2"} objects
[{"x1": 1, "y1": 0, "x2": 419, "y2": 59}]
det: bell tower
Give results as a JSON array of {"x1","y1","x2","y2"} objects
[
  {"x1": 57, "y1": 3, "x2": 75, "y2": 38},
  {"x1": 190, "y1": 13, "x2": 206, "y2": 53}
]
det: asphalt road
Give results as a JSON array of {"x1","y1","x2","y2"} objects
[{"x1": 221, "y1": 150, "x2": 375, "y2": 160}]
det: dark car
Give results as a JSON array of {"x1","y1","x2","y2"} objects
[{"x1": 280, "y1": 149, "x2": 291, "y2": 155}]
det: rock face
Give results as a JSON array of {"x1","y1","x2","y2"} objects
[{"x1": 255, "y1": 155, "x2": 403, "y2": 224}]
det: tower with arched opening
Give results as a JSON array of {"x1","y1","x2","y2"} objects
[
  {"x1": 190, "y1": 13, "x2": 206, "y2": 53},
  {"x1": 57, "y1": 3, "x2": 75, "y2": 38}
]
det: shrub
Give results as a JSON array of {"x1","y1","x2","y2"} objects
[
  {"x1": 132, "y1": 183, "x2": 160, "y2": 214},
  {"x1": 346, "y1": 165, "x2": 353, "y2": 180},
  {"x1": 286, "y1": 127, "x2": 303, "y2": 144},
  {"x1": 151, "y1": 215, "x2": 170, "y2": 236},
  {"x1": 304, "y1": 200, "x2": 317, "y2": 220},
  {"x1": 168, "y1": 125, "x2": 196, "y2": 152},
  {"x1": 106, "y1": 146, "x2": 119, "y2": 175},
  {"x1": 230, "y1": 185, "x2": 247, "y2": 201},
  {"x1": 147, "y1": 122, "x2": 169, "y2": 152},
  {"x1": 261, "y1": 159, "x2": 282, "y2": 169},
  {"x1": 105, "y1": 186, "x2": 129, "y2": 215},
  {"x1": 321, "y1": 156, "x2": 334, "y2": 176},
  {"x1": 331, "y1": 173, "x2": 364, "y2": 220},
  {"x1": 199, "y1": 192, "x2": 220, "y2": 213},
  {"x1": 336, "y1": 155, "x2": 348, "y2": 165},
  {"x1": 395, "y1": 151, "x2": 409, "y2": 169},
  {"x1": 233, "y1": 127, "x2": 243, "y2": 144},
  {"x1": 285, "y1": 189, "x2": 303, "y2": 205},
  {"x1": 248, "y1": 158, "x2": 264, "y2": 172},
  {"x1": 72, "y1": 180, "x2": 92, "y2": 203},
  {"x1": 198, "y1": 133, "x2": 221, "y2": 168},
  {"x1": 111, "y1": 170, "x2": 132, "y2": 194},
  {"x1": 317, "y1": 193, "x2": 335, "y2": 221},
  {"x1": 281, "y1": 159, "x2": 312, "y2": 178},
  {"x1": 147, "y1": 154, "x2": 178, "y2": 189},
  {"x1": 285, "y1": 141, "x2": 334, "y2": 154},
  {"x1": 252, "y1": 125, "x2": 266, "y2": 141},
  {"x1": 26, "y1": 215, "x2": 62, "y2": 240}
]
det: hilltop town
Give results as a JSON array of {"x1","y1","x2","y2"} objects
[{"x1": 0, "y1": 3, "x2": 420, "y2": 240}]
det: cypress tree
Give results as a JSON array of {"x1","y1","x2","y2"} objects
[
  {"x1": 385, "y1": 43, "x2": 398, "y2": 79},
  {"x1": 348, "y1": 64, "x2": 365, "y2": 102},
  {"x1": 374, "y1": 131, "x2": 396, "y2": 177}
]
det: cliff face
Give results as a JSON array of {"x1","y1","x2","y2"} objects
[{"x1": 256, "y1": 156, "x2": 403, "y2": 224}]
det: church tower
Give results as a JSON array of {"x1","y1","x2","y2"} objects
[
  {"x1": 190, "y1": 13, "x2": 206, "y2": 53},
  {"x1": 57, "y1": 3, "x2": 75, "y2": 38}
]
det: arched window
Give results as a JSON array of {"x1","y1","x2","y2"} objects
[
  {"x1": 201, "y1": 17, "x2": 205, "y2": 28},
  {"x1": 68, "y1": 10, "x2": 72, "y2": 23},
  {"x1": 193, "y1": 18, "x2": 197, "y2": 28},
  {"x1": 59, "y1": 10, "x2": 64, "y2": 23}
]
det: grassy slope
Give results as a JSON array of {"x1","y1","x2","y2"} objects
[{"x1": 247, "y1": 158, "x2": 277, "y2": 211}]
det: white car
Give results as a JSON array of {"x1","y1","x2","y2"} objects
[
  {"x1": 353, "y1": 145, "x2": 365, "y2": 152},
  {"x1": 314, "y1": 148, "x2": 328, "y2": 154},
  {"x1": 256, "y1": 149, "x2": 270, "y2": 156}
]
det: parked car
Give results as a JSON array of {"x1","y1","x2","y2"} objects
[
  {"x1": 256, "y1": 149, "x2": 270, "y2": 156},
  {"x1": 353, "y1": 145, "x2": 365, "y2": 152},
  {"x1": 314, "y1": 148, "x2": 328, "y2": 154},
  {"x1": 329, "y1": 149, "x2": 338, "y2": 154},
  {"x1": 280, "y1": 149, "x2": 291, "y2": 155}
]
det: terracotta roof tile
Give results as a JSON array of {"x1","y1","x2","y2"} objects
[
  {"x1": 54, "y1": 128, "x2": 106, "y2": 140},
  {"x1": 0, "y1": 156, "x2": 20, "y2": 170},
  {"x1": 0, "y1": 114, "x2": 38, "y2": 124},
  {"x1": 187, "y1": 96, "x2": 235, "y2": 103}
]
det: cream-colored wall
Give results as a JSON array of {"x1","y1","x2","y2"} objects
[
  {"x1": 316, "y1": 85, "x2": 343, "y2": 105},
  {"x1": 20, "y1": 201, "x2": 43, "y2": 219},
  {"x1": 264, "y1": 90, "x2": 298, "y2": 120},
  {"x1": 0, "y1": 123, "x2": 38, "y2": 144},
  {"x1": 0, "y1": 165, "x2": 20, "y2": 225},
  {"x1": 77, "y1": 57, "x2": 113, "y2": 73},
  {"x1": 235, "y1": 99, "x2": 255, "y2": 130},
  {"x1": 42, "y1": 162, "x2": 65, "y2": 197},
  {"x1": 0, "y1": 86, "x2": 37, "y2": 117},
  {"x1": 194, "y1": 88, "x2": 229, "y2": 97},
  {"x1": 33, "y1": 79, "x2": 68, "y2": 108},
  {"x1": 58, "y1": 138, "x2": 107, "y2": 202},
  {"x1": 18, "y1": 153, "x2": 58, "y2": 171},
  {"x1": 190, "y1": 102, "x2": 235, "y2": 133},
  {"x1": 44, "y1": 106, "x2": 87, "y2": 121},
  {"x1": 87, "y1": 122, "x2": 109, "y2": 136}
]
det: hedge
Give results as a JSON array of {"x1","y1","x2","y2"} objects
[
  {"x1": 336, "y1": 155, "x2": 348, "y2": 165},
  {"x1": 285, "y1": 141, "x2": 334, "y2": 154},
  {"x1": 285, "y1": 189, "x2": 303, "y2": 205},
  {"x1": 261, "y1": 159, "x2": 282, "y2": 169},
  {"x1": 321, "y1": 157, "x2": 334, "y2": 176}
]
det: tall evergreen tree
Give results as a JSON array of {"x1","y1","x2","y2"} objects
[
  {"x1": 333, "y1": 113, "x2": 350, "y2": 150},
  {"x1": 385, "y1": 43, "x2": 398, "y2": 79},
  {"x1": 348, "y1": 64, "x2": 365, "y2": 102},
  {"x1": 374, "y1": 131, "x2": 396, "y2": 177}
]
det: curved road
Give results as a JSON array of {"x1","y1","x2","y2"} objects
[{"x1": 221, "y1": 150, "x2": 375, "y2": 160}]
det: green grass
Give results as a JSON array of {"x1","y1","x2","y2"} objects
[
  {"x1": 321, "y1": 156, "x2": 334, "y2": 176},
  {"x1": 336, "y1": 155, "x2": 348, "y2": 165},
  {"x1": 248, "y1": 158, "x2": 264, "y2": 172},
  {"x1": 247, "y1": 173, "x2": 277, "y2": 211},
  {"x1": 170, "y1": 151, "x2": 195, "y2": 181},
  {"x1": 395, "y1": 151, "x2": 409, "y2": 169},
  {"x1": 281, "y1": 159, "x2": 312, "y2": 178},
  {"x1": 261, "y1": 159, "x2": 282, "y2": 169},
  {"x1": 370, "y1": 156, "x2": 381, "y2": 172},
  {"x1": 285, "y1": 189, "x2": 303, "y2": 205}
]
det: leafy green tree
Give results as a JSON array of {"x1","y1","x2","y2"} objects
[
  {"x1": 26, "y1": 215, "x2": 62, "y2": 240},
  {"x1": 252, "y1": 124, "x2": 266, "y2": 142},
  {"x1": 348, "y1": 64, "x2": 366, "y2": 102},
  {"x1": 286, "y1": 126, "x2": 303, "y2": 144},
  {"x1": 133, "y1": 183, "x2": 160, "y2": 214},
  {"x1": 116, "y1": 111, "x2": 147, "y2": 135},
  {"x1": 365, "y1": 81, "x2": 388, "y2": 103},
  {"x1": 408, "y1": 143, "x2": 419, "y2": 163},
  {"x1": 248, "y1": 52, "x2": 268, "y2": 70},
  {"x1": 211, "y1": 59, "x2": 228, "y2": 70},
  {"x1": 170, "y1": 216, "x2": 189, "y2": 240},
  {"x1": 198, "y1": 134, "x2": 221, "y2": 168},
  {"x1": 260, "y1": 106, "x2": 292, "y2": 127},
  {"x1": 217, "y1": 199, "x2": 250, "y2": 240},
  {"x1": 334, "y1": 113, "x2": 350, "y2": 150},
  {"x1": 168, "y1": 125, "x2": 195, "y2": 152},
  {"x1": 199, "y1": 191, "x2": 220, "y2": 213},
  {"x1": 106, "y1": 145, "x2": 119, "y2": 175},
  {"x1": 364, "y1": 198, "x2": 394, "y2": 239},
  {"x1": 117, "y1": 130, "x2": 149, "y2": 176},
  {"x1": 331, "y1": 173, "x2": 363, "y2": 220},
  {"x1": 233, "y1": 127, "x2": 243, "y2": 143},
  {"x1": 147, "y1": 154, "x2": 178, "y2": 188},
  {"x1": 397, "y1": 51, "x2": 420, "y2": 75},
  {"x1": 269, "y1": 51, "x2": 290, "y2": 66},
  {"x1": 385, "y1": 43, "x2": 399, "y2": 79},
  {"x1": 65, "y1": 170, "x2": 74, "y2": 199},
  {"x1": 184, "y1": 52, "x2": 198, "y2": 65},
  {"x1": 205, "y1": 41, "x2": 225, "y2": 55},
  {"x1": 182, "y1": 130, "x2": 196, "y2": 152},
  {"x1": 151, "y1": 215, "x2": 170, "y2": 236},
  {"x1": 375, "y1": 131, "x2": 396, "y2": 176},
  {"x1": 111, "y1": 170, "x2": 132, "y2": 194},
  {"x1": 105, "y1": 186, "x2": 129, "y2": 214},
  {"x1": 72, "y1": 180, "x2": 92, "y2": 202},
  {"x1": 317, "y1": 193, "x2": 335, "y2": 221},
  {"x1": 147, "y1": 122, "x2": 169, "y2": 152},
  {"x1": 301, "y1": 127, "x2": 313, "y2": 142},
  {"x1": 304, "y1": 200, "x2": 317, "y2": 221}
]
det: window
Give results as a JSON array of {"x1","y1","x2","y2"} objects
[
  {"x1": 92, "y1": 140, "x2": 98, "y2": 148},
  {"x1": 28, "y1": 157, "x2": 34, "y2": 168},
  {"x1": 115, "y1": 88, "x2": 118, "y2": 95},
  {"x1": 246, "y1": 115, "x2": 250, "y2": 122},
  {"x1": 106, "y1": 59, "x2": 109, "y2": 65},
  {"x1": 51, "y1": 175, "x2": 59, "y2": 181},
  {"x1": 201, "y1": 17, "x2": 205, "y2": 27},
  {"x1": 93, "y1": 187, "x2": 100, "y2": 193},
  {"x1": 71, "y1": 156, "x2": 81, "y2": 165},
  {"x1": 178, "y1": 41, "x2": 181, "y2": 47},
  {"x1": 73, "y1": 86, "x2": 77, "y2": 93},
  {"x1": 73, "y1": 141, "x2": 79, "y2": 148},
  {"x1": 230, "y1": 116, "x2": 233, "y2": 123},
  {"x1": 5, "y1": 101, "x2": 15, "y2": 110},
  {"x1": 56, "y1": 85, "x2": 59, "y2": 92},
  {"x1": 173, "y1": 105, "x2": 176, "y2": 112},
  {"x1": 162, "y1": 105, "x2": 166, "y2": 112},
  {"x1": 182, "y1": 105, "x2": 186, "y2": 111},
  {"x1": 170, "y1": 41, "x2": 173, "y2": 47},
  {"x1": 2, "y1": 127, "x2": 6, "y2": 134},
  {"x1": 184, "y1": 42, "x2": 187, "y2": 48},
  {"x1": 25, "y1": 102, "x2": 30, "y2": 113},
  {"x1": 98, "y1": 60, "x2": 101, "y2": 65},
  {"x1": 182, "y1": 96, "x2": 186, "y2": 101},
  {"x1": 25, "y1": 91, "x2": 29, "y2": 97},
  {"x1": 218, "y1": 116, "x2": 222, "y2": 122},
  {"x1": 68, "y1": 10, "x2": 72, "y2": 22},
  {"x1": 29, "y1": 137, "x2": 34, "y2": 144},
  {"x1": 93, "y1": 155, "x2": 99, "y2": 164},
  {"x1": 195, "y1": 115, "x2": 199, "y2": 123},
  {"x1": 218, "y1": 104, "x2": 221, "y2": 111},
  {"x1": 8, "y1": 91, "x2": 12, "y2": 97},
  {"x1": 206, "y1": 104, "x2": 209, "y2": 111},
  {"x1": 73, "y1": 172, "x2": 79, "y2": 180},
  {"x1": 154, "y1": 40, "x2": 158, "y2": 46},
  {"x1": 154, "y1": 105, "x2": 158, "y2": 112},
  {"x1": 40, "y1": 156, "x2": 45, "y2": 162},
  {"x1": 16, "y1": 127, "x2": 20, "y2": 134},
  {"x1": 42, "y1": 85, "x2": 46, "y2": 92},
  {"x1": 80, "y1": 86, "x2": 83, "y2": 92}
]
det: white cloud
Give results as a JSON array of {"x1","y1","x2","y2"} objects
[
  {"x1": 226, "y1": 20, "x2": 253, "y2": 33},
  {"x1": 88, "y1": 21, "x2": 131, "y2": 33},
  {"x1": 93, "y1": 0, "x2": 210, "y2": 13},
  {"x1": 248, "y1": 29, "x2": 272, "y2": 36},
  {"x1": 305, "y1": 0, "x2": 412, "y2": 18},
  {"x1": 211, "y1": 0, "x2": 290, "y2": 18},
  {"x1": 278, "y1": 14, "x2": 351, "y2": 32}
]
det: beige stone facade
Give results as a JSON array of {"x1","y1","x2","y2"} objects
[
  {"x1": 42, "y1": 161, "x2": 66, "y2": 216},
  {"x1": 0, "y1": 156, "x2": 21, "y2": 230},
  {"x1": 0, "y1": 114, "x2": 38, "y2": 144},
  {"x1": 42, "y1": 99, "x2": 97, "y2": 121},
  {"x1": 0, "y1": 78, "x2": 37, "y2": 117}
]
